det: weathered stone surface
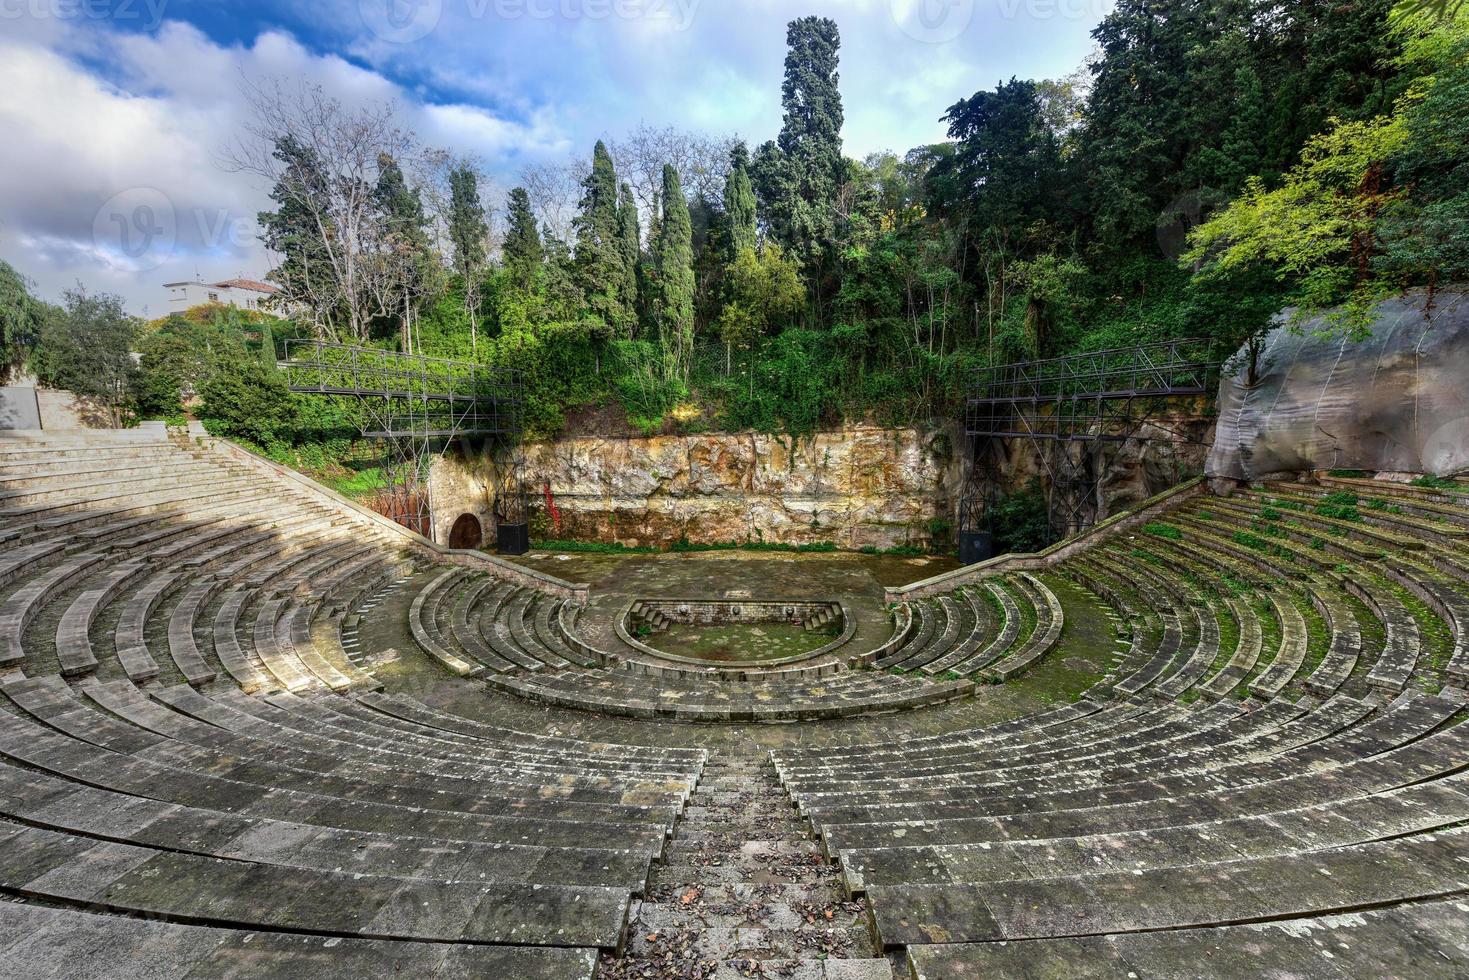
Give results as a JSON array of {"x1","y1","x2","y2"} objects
[
  {"x1": 456, "y1": 426, "x2": 963, "y2": 549},
  {"x1": 1209, "y1": 289, "x2": 1469, "y2": 480}
]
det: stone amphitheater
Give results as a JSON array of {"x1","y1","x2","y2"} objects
[{"x1": 2, "y1": 423, "x2": 1468, "y2": 979}]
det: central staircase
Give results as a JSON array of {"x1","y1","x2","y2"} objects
[{"x1": 603, "y1": 752, "x2": 893, "y2": 979}]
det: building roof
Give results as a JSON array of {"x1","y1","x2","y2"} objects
[
  {"x1": 212, "y1": 278, "x2": 279, "y2": 294},
  {"x1": 163, "y1": 278, "x2": 279, "y2": 294}
]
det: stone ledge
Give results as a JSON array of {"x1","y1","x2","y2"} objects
[
  {"x1": 197, "y1": 431, "x2": 590, "y2": 603},
  {"x1": 886, "y1": 476, "x2": 1208, "y2": 602}
]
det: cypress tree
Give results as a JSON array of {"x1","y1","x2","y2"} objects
[
  {"x1": 750, "y1": 17, "x2": 844, "y2": 269},
  {"x1": 573, "y1": 141, "x2": 631, "y2": 334},
  {"x1": 503, "y1": 187, "x2": 543, "y2": 290},
  {"x1": 374, "y1": 152, "x2": 433, "y2": 352},
  {"x1": 616, "y1": 181, "x2": 642, "y2": 324},
  {"x1": 447, "y1": 166, "x2": 489, "y2": 351},
  {"x1": 651, "y1": 165, "x2": 695, "y2": 381},
  {"x1": 447, "y1": 166, "x2": 487, "y2": 277},
  {"x1": 723, "y1": 145, "x2": 758, "y2": 259}
]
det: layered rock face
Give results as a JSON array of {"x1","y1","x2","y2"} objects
[
  {"x1": 1209, "y1": 290, "x2": 1469, "y2": 481},
  {"x1": 507, "y1": 427, "x2": 961, "y2": 550}
]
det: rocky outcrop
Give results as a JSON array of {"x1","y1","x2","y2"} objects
[
  {"x1": 1208, "y1": 290, "x2": 1469, "y2": 481},
  {"x1": 431, "y1": 418, "x2": 1213, "y2": 550},
  {"x1": 497, "y1": 427, "x2": 964, "y2": 550}
]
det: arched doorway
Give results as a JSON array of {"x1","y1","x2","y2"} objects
[{"x1": 448, "y1": 513, "x2": 483, "y2": 550}]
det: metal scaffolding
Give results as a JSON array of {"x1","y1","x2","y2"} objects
[
  {"x1": 282, "y1": 340, "x2": 526, "y2": 542},
  {"x1": 961, "y1": 338, "x2": 1218, "y2": 548}
]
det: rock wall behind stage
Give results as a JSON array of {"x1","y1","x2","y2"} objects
[
  {"x1": 429, "y1": 415, "x2": 1218, "y2": 551},
  {"x1": 1208, "y1": 290, "x2": 1469, "y2": 481},
  {"x1": 511, "y1": 426, "x2": 964, "y2": 550}
]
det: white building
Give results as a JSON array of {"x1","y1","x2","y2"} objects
[{"x1": 164, "y1": 278, "x2": 279, "y2": 313}]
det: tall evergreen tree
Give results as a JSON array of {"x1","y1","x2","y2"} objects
[
  {"x1": 616, "y1": 181, "x2": 643, "y2": 324},
  {"x1": 751, "y1": 17, "x2": 845, "y2": 272},
  {"x1": 503, "y1": 187, "x2": 543, "y2": 290},
  {"x1": 374, "y1": 152, "x2": 434, "y2": 352},
  {"x1": 723, "y1": 144, "x2": 758, "y2": 258},
  {"x1": 447, "y1": 166, "x2": 487, "y2": 276},
  {"x1": 447, "y1": 165, "x2": 488, "y2": 352},
  {"x1": 651, "y1": 165, "x2": 695, "y2": 381},
  {"x1": 258, "y1": 136, "x2": 341, "y2": 339},
  {"x1": 573, "y1": 141, "x2": 632, "y2": 335}
]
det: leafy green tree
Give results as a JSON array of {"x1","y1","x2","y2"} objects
[
  {"x1": 650, "y1": 165, "x2": 696, "y2": 381},
  {"x1": 33, "y1": 287, "x2": 139, "y2": 426},
  {"x1": 717, "y1": 243, "x2": 805, "y2": 373},
  {"x1": 1183, "y1": 112, "x2": 1411, "y2": 335},
  {"x1": 0, "y1": 260, "x2": 47, "y2": 382},
  {"x1": 751, "y1": 17, "x2": 845, "y2": 277},
  {"x1": 1376, "y1": 22, "x2": 1469, "y2": 290},
  {"x1": 197, "y1": 357, "x2": 298, "y2": 446}
]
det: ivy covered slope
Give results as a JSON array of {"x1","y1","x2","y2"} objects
[{"x1": 5, "y1": 5, "x2": 1466, "y2": 450}]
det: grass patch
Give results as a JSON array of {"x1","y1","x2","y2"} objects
[
  {"x1": 1238, "y1": 594, "x2": 1282, "y2": 697},
  {"x1": 1295, "y1": 591, "x2": 1329, "y2": 685},
  {"x1": 1142, "y1": 522, "x2": 1183, "y2": 541},
  {"x1": 1329, "y1": 469, "x2": 1369, "y2": 479}
]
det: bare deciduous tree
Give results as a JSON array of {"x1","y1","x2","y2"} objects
[
  {"x1": 224, "y1": 79, "x2": 416, "y2": 344},
  {"x1": 520, "y1": 159, "x2": 588, "y2": 243},
  {"x1": 610, "y1": 123, "x2": 739, "y2": 226}
]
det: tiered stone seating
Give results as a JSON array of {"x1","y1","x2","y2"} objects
[
  {"x1": 5, "y1": 427, "x2": 1468, "y2": 975},
  {"x1": 406, "y1": 566, "x2": 976, "y2": 721},
  {"x1": 881, "y1": 573, "x2": 1065, "y2": 682},
  {"x1": 0, "y1": 431, "x2": 706, "y2": 973},
  {"x1": 771, "y1": 472, "x2": 1469, "y2": 974}
]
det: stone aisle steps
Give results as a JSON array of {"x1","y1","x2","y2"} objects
[{"x1": 602, "y1": 753, "x2": 893, "y2": 980}]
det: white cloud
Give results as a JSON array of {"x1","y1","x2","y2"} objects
[
  {"x1": 0, "y1": 19, "x2": 575, "y2": 314},
  {"x1": 0, "y1": 0, "x2": 1104, "y2": 314}
]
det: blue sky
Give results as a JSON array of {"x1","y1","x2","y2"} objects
[{"x1": 0, "y1": 0, "x2": 1108, "y2": 313}]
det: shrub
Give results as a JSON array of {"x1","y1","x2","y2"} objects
[
  {"x1": 197, "y1": 358, "x2": 296, "y2": 444},
  {"x1": 1143, "y1": 522, "x2": 1183, "y2": 540}
]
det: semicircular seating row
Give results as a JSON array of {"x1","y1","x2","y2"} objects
[
  {"x1": 0, "y1": 433, "x2": 705, "y2": 976},
  {"x1": 405, "y1": 560, "x2": 1071, "y2": 721},
  {"x1": 774, "y1": 476, "x2": 1469, "y2": 975}
]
